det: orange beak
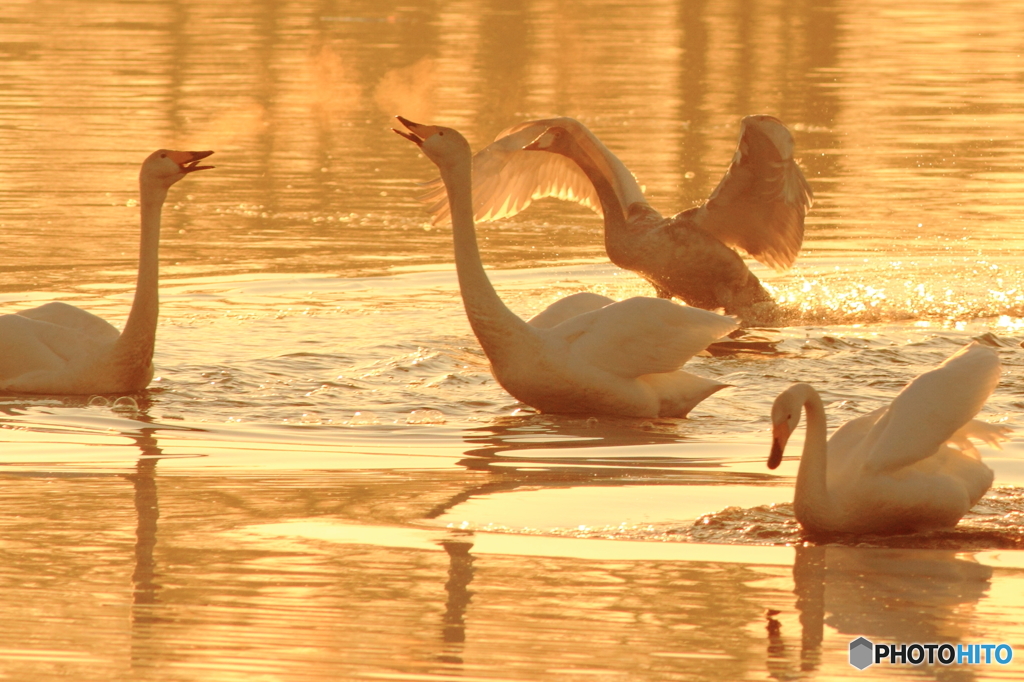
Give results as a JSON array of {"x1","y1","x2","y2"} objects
[{"x1": 166, "y1": 150, "x2": 215, "y2": 173}]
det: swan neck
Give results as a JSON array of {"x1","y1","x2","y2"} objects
[
  {"x1": 115, "y1": 182, "x2": 168, "y2": 372},
  {"x1": 439, "y1": 160, "x2": 529, "y2": 351},
  {"x1": 561, "y1": 135, "x2": 630, "y2": 229},
  {"x1": 793, "y1": 386, "x2": 832, "y2": 529}
]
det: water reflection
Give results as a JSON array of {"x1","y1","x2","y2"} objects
[
  {"x1": 438, "y1": 536, "x2": 475, "y2": 656},
  {"x1": 772, "y1": 545, "x2": 993, "y2": 680},
  {"x1": 128, "y1": 455, "x2": 162, "y2": 613},
  {"x1": 456, "y1": 415, "x2": 777, "y2": 476},
  {"x1": 0, "y1": 419, "x2": 1017, "y2": 680},
  {"x1": 414, "y1": 414, "x2": 780, "y2": 521},
  {"x1": 4, "y1": 0, "x2": 1024, "y2": 677},
  {"x1": 124, "y1": 432, "x2": 166, "y2": 675},
  {"x1": 461, "y1": 413, "x2": 694, "y2": 457}
]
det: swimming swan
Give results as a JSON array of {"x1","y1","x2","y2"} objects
[
  {"x1": 418, "y1": 116, "x2": 812, "y2": 326},
  {"x1": 0, "y1": 150, "x2": 214, "y2": 395},
  {"x1": 768, "y1": 342, "x2": 1008, "y2": 535},
  {"x1": 395, "y1": 116, "x2": 737, "y2": 418}
]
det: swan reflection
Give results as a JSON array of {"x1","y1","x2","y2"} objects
[
  {"x1": 437, "y1": 536, "x2": 476, "y2": 666},
  {"x1": 770, "y1": 545, "x2": 992, "y2": 680}
]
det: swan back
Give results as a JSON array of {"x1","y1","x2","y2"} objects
[{"x1": 550, "y1": 297, "x2": 737, "y2": 379}]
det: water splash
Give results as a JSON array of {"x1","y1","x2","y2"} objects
[
  {"x1": 346, "y1": 411, "x2": 380, "y2": 426},
  {"x1": 769, "y1": 256, "x2": 1024, "y2": 325},
  {"x1": 111, "y1": 396, "x2": 140, "y2": 414},
  {"x1": 407, "y1": 408, "x2": 446, "y2": 425}
]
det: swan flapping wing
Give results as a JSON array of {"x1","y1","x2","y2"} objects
[
  {"x1": 862, "y1": 343, "x2": 1001, "y2": 473},
  {"x1": 553, "y1": 297, "x2": 738, "y2": 378},
  {"x1": 698, "y1": 115, "x2": 814, "y2": 270},
  {"x1": 418, "y1": 118, "x2": 601, "y2": 225}
]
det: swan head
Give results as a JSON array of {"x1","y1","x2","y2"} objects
[
  {"x1": 768, "y1": 385, "x2": 807, "y2": 470},
  {"x1": 393, "y1": 116, "x2": 471, "y2": 169},
  {"x1": 523, "y1": 126, "x2": 571, "y2": 155},
  {"x1": 141, "y1": 150, "x2": 215, "y2": 188}
]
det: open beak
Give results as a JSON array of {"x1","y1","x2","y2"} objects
[
  {"x1": 523, "y1": 129, "x2": 556, "y2": 152},
  {"x1": 167, "y1": 150, "x2": 215, "y2": 173},
  {"x1": 767, "y1": 422, "x2": 790, "y2": 470},
  {"x1": 392, "y1": 116, "x2": 440, "y2": 146}
]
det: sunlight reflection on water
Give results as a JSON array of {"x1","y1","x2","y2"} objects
[{"x1": 3, "y1": 0, "x2": 1024, "y2": 679}]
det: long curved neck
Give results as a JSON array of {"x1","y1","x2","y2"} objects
[
  {"x1": 438, "y1": 157, "x2": 532, "y2": 357},
  {"x1": 114, "y1": 180, "x2": 168, "y2": 376},
  {"x1": 555, "y1": 133, "x2": 654, "y2": 269},
  {"x1": 569, "y1": 124, "x2": 648, "y2": 215},
  {"x1": 558, "y1": 135, "x2": 631, "y2": 232},
  {"x1": 791, "y1": 385, "x2": 832, "y2": 531}
]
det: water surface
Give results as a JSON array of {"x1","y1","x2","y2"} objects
[{"x1": 2, "y1": 0, "x2": 1024, "y2": 679}]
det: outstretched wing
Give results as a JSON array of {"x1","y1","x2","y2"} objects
[
  {"x1": 418, "y1": 118, "x2": 601, "y2": 225},
  {"x1": 551, "y1": 297, "x2": 738, "y2": 379},
  {"x1": 696, "y1": 115, "x2": 814, "y2": 270},
  {"x1": 862, "y1": 343, "x2": 1001, "y2": 473}
]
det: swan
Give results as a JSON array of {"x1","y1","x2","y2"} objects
[
  {"x1": 417, "y1": 116, "x2": 813, "y2": 326},
  {"x1": 0, "y1": 150, "x2": 214, "y2": 395},
  {"x1": 394, "y1": 116, "x2": 738, "y2": 418},
  {"x1": 768, "y1": 342, "x2": 1009, "y2": 535}
]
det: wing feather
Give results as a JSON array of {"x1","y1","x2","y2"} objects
[
  {"x1": 863, "y1": 343, "x2": 1001, "y2": 473},
  {"x1": 551, "y1": 297, "x2": 737, "y2": 379},
  {"x1": 698, "y1": 115, "x2": 814, "y2": 270},
  {"x1": 417, "y1": 118, "x2": 602, "y2": 225}
]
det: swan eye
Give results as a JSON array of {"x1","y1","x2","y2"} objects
[{"x1": 160, "y1": 153, "x2": 166, "y2": 158}]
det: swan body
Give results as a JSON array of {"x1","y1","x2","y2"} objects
[
  {"x1": 0, "y1": 150, "x2": 214, "y2": 395},
  {"x1": 769, "y1": 343, "x2": 1007, "y2": 535},
  {"x1": 418, "y1": 116, "x2": 813, "y2": 326},
  {"x1": 395, "y1": 116, "x2": 737, "y2": 418}
]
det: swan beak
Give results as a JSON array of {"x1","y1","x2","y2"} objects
[
  {"x1": 393, "y1": 116, "x2": 440, "y2": 146},
  {"x1": 768, "y1": 422, "x2": 790, "y2": 470},
  {"x1": 523, "y1": 129, "x2": 556, "y2": 151},
  {"x1": 168, "y1": 150, "x2": 215, "y2": 173}
]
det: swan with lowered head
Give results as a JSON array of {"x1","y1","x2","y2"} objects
[
  {"x1": 395, "y1": 116, "x2": 737, "y2": 418},
  {"x1": 0, "y1": 150, "x2": 214, "y2": 395},
  {"x1": 768, "y1": 342, "x2": 1008, "y2": 535},
  {"x1": 418, "y1": 116, "x2": 813, "y2": 326}
]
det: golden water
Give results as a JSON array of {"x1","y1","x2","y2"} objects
[{"x1": 2, "y1": 0, "x2": 1024, "y2": 679}]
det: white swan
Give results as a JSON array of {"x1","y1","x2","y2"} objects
[
  {"x1": 418, "y1": 116, "x2": 813, "y2": 326},
  {"x1": 0, "y1": 150, "x2": 214, "y2": 395},
  {"x1": 768, "y1": 342, "x2": 1009, "y2": 535},
  {"x1": 394, "y1": 116, "x2": 737, "y2": 418}
]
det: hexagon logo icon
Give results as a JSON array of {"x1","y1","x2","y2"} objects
[{"x1": 849, "y1": 637, "x2": 874, "y2": 670}]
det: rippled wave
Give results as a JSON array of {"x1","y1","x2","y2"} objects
[{"x1": 464, "y1": 487, "x2": 1024, "y2": 551}]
